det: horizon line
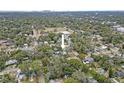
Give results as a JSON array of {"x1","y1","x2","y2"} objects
[{"x1": 0, "y1": 10, "x2": 124, "y2": 12}]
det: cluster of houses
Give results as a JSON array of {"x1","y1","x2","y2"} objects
[{"x1": 1, "y1": 21, "x2": 124, "y2": 83}]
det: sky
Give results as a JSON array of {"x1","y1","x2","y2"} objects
[{"x1": 0, "y1": 0, "x2": 124, "y2": 11}]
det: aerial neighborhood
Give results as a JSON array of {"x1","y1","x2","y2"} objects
[{"x1": 0, "y1": 12, "x2": 124, "y2": 83}]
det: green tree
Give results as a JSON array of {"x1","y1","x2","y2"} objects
[
  {"x1": 72, "y1": 71, "x2": 87, "y2": 83},
  {"x1": 63, "y1": 77, "x2": 79, "y2": 83}
]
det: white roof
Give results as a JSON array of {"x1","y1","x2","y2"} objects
[
  {"x1": 101, "y1": 45, "x2": 107, "y2": 49},
  {"x1": 6, "y1": 59, "x2": 17, "y2": 65},
  {"x1": 117, "y1": 27, "x2": 124, "y2": 32},
  {"x1": 113, "y1": 25, "x2": 121, "y2": 28},
  {"x1": 61, "y1": 31, "x2": 71, "y2": 34}
]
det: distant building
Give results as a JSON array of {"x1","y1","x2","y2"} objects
[
  {"x1": 114, "y1": 71, "x2": 124, "y2": 78},
  {"x1": 83, "y1": 57, "x2": 94, "y2": 64},
  {"x1": 0, "y1": 39, "x2": 14, "y2": 51},
  {"x1": 117, "y1": 27, "x2": 124, "y2": 32},
  {"x1": 113, "y1": 25, "x2": 124, "y2": 33},
  {"x1": 5, "y1": 59, "x2": 17, "y2": 66}
]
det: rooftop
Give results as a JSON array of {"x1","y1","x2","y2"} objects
[{"x1": 61, "y1": 31, "x2": 71, "y2": 35}]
